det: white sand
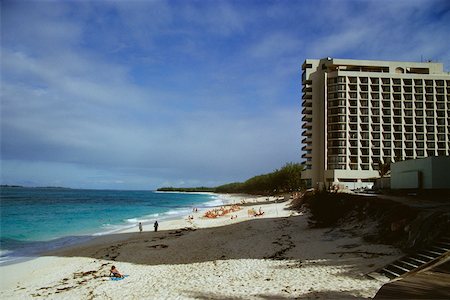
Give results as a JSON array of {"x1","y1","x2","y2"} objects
[{"x1": 0, "y1": 194, "x2": 402, "y2": 299}]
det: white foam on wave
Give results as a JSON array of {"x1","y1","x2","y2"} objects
[
  {"x1": 0, "y1": 249, "x2": 13, "y2": 258},
  {"x1": 0, "y1": 235, "x2": 95, "y2": 266},
  {"x1": 203, "y1": 198, "x2": 224, "y2": 207},
  {"x1": 201, "y1": 193, "x2": 243, "y2": 207},
  {"x1": 164, "y1": 208, "x2": 189, "y2": 215}
]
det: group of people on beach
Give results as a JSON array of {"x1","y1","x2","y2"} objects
[
  {"x1": 248, "y1": 207, "x2": 265, "y2": 217},
  {"x1": 137, "y1": 221, "x2": 158, "y2": 233},
  {"x1": 204, "y1": 205, "x2": 241, "y2": 219}
]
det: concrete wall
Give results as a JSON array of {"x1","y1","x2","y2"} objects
[
  {"x1": 431, "y1": 156, "x2": 450, "y2": 189},
  {"x1": 391, "y1": 156, "x2": 450, "y2": 189}
]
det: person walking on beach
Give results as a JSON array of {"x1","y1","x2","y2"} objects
[
  {"x1": 138, "y1": 222, "x2": 143, "y2": 233},
  {"x1": 154, "y1": 220, "x2": 159, "y2": 232}
]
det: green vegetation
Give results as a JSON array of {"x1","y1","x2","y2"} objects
[{"x1": 157, "y1": 162, "x2": 305, "y2": 195}]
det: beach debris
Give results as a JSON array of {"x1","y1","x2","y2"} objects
[
  {"x1": 329, "y1": 251, "x2": 390, "y2": 258},
  {"x1": 148, "y1": 244, "x2": 168, "y2": 249}
]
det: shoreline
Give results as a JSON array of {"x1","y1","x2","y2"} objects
[
  {"x1": 118, "y1": 194, "x2": 285, "y2": 234},
  {"x1": 0, "y1": 192, "x2": 246, "y2": 266},
  {"x1": 0, "y1": 195, "x2": 402, "y2": 299}
]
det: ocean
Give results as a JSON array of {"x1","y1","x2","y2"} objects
[{"x1": 0, "y1": 187, "x2": 224, "y2": 265}]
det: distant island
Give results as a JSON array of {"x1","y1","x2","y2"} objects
[
  {"x1": 0, "y1": 185, "x2": 71, "y2": 189},
  {"x1": 158, "y1": 162, "x2": 304, "y2": 195}
]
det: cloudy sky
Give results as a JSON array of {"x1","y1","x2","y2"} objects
[{"x1": 1, "y1": 0, "x2": 449, "y2": 190}]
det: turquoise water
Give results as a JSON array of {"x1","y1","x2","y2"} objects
[{"x1": 0, "y1": 187, "x2": 223, "y2": 264}]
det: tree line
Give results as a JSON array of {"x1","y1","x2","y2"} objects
[{"x1": 157, "y1": 162, "x2": 305, "y2": 195}]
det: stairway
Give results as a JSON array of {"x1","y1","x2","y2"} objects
[{"x1": 374, "y1": 236, "x2": 450, "y2": 280}]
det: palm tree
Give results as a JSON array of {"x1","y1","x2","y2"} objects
[
  {"x1": 378, "y1": 161, "x2": 391, "y2": 178},
  {"x1": 378, "y1": 160, "x2": 391, "y2": 189}
]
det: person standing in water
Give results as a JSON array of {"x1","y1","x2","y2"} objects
[
  {"x1": 138, "y1": 222, "x2": 143, "y2": 233},
  {"x1": 154, "y1": 220, "x2": 159, "y2": 232}
]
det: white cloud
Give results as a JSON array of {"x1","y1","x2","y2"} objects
[
  {"x1": 248, "y1": 32, "x2": 303, "y2": 59},
  {"x1": 1, "y1": 0, "x2": 448, "y2": 189}
]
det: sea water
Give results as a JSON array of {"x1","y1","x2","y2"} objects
[{"x1": 0, "y1": 187, "x2": 224, "y2": 265}]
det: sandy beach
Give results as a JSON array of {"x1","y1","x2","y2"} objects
[{"x1": 0, "y1": 195, "x2": 402, "y2": 299}]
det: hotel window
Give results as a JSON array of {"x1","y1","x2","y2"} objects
[
  {"x1": 370, "y1": 78, "x2": 379, "y2": 84},
  {"x1": 371, "y1": 93, "x2": 380, "y2": 99}
]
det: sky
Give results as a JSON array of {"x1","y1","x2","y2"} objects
[{"x1": 1, "y1": 0, "x2": 449, "y2": 190}]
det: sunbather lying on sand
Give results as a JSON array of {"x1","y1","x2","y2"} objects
[
  {"x1": 248, "y1": 208, "x2": 264, "y2": 217},
  {"x1": 110, "y1": 266, "x2": 124, "y2": 278}
]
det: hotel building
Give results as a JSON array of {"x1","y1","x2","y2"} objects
[{"x1": 301, "y1": 58, "x2": 450, "y2": 189}]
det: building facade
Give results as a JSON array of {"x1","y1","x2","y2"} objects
[{"x1": 301, "y1": 58, "x2": 450, "y2": 189}]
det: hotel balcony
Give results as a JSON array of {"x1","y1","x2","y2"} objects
[
  {"x1": 302, "y1": 152, "x2": 312, "y2": 159},
  {"x1": 302, "y1": 137, "x2": 313, "y2": 144},
  {"x1": 302, "y1": 86, "x2": 312, "y2": 93},
  {"x1": 302, "y1": 107, "x2": 313, "y2": 115},
  {"x1": 302, "y1": 99, "x2": 312, "y2": 107},
  {"x1": 302, "y1": 114, "x2": 312, "y2": 122},
  {"x1": 302, "y1": 144, "x2": 313, "y2": 151},
  {"x1": 304, "y1": 129, "x2": 312, "y2": 137},
  {"x1": 302, "y1": 92, "x2": 312, "y2": 99},
  {"x1": 302, "y1": 121, "x2": 312, "y2": 129}
]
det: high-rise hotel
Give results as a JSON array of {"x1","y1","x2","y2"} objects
[{"x1": 301, "y1": 58, "x2": 450, "y2": 189}]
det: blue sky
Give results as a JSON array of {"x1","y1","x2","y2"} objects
[{"x1": 1, "y1": 0, "x2": 449, "y2": 190}]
